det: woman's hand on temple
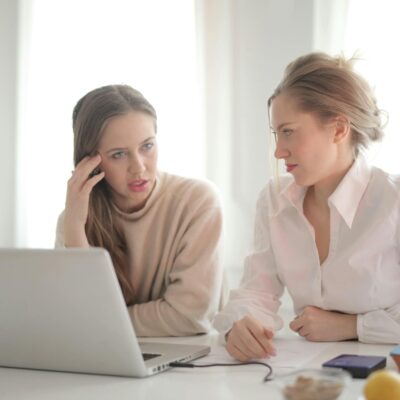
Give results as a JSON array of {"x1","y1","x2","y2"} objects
[
  {"x1": 289, "y1": 306, "x2": 357, "y2": 342},
  {"x1": 225, "y1": 315, "x2": 276, "y2": 361},
  {"x1": 64, "y1": 154, "x2": 105, "y2": 247}
]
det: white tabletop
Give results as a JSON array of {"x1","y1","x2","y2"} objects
[{"x1": 0, "y1": 331, "x2": 397, "y2": 400}]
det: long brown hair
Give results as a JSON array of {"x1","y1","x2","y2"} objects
[{"x1": 72, "y1": 84, "x2": 157, "y2": 304}]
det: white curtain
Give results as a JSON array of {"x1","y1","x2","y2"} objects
[
  {"x1": 196, "y1": 0, "x2": 317, "y2": 285},
  {"x1": 313, "y1": 0, "x2": 350, "y2": 55}
]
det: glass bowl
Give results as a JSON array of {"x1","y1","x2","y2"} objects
[
  {"x1": 390, "y1": 344, "x2": 400, "y2": 371},
  {"x1": 273, "y1": 368, "x2": 352, "y2": 400}
]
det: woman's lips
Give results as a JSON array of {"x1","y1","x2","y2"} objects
[
  {"x1": 128, "y1": 179, "x2": 149, "y2": 192},
  {"x1": 286, "y1": 164, "x2": 297, "y2": 173}
]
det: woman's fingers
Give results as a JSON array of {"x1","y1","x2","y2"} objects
[
  {"x1": 289, "y1": 316, "x2": 302, "y2": 332},
  {"x1": 230, "y1": 325, "x2": 266, "y2": 359},
  {"x1": 68, "y1": 155, "x2": 104, "y2": 197},
  {"x1": 64, "y1": 154, "x2": 104, "y2": 230},
  {"x1": 227, "y1": 342, "x2": 253, "y2": 362},
  {"x1": 264, "y1": 328, "x2": 274, "y2": 340},
  {"x1": 246, "y1": 322, "x2": 276, "y2": 356},
  {"x1": 69, "y1": 154, "x2": 102, "y2": 185},
  {"x1": 81, "y1": 171, "x2": 105, "y2": 195},
  {"x1": 226, "y1": 316, "x2": 276, "y2": 361}
]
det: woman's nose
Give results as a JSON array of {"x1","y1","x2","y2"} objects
[
  {"x1": 128, "y1": 155, "x2": 145, "y2": 174},
  {"x1": 274, "y1": 138, "x2": 289, "y2": 160}
]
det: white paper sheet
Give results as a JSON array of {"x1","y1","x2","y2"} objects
[{"x1": 197, "y1": 336, "x2": 334, "y2": 369}]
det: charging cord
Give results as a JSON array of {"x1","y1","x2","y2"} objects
[{"x1": 169, "y1": 361, "x2": 273, "y2": 382}]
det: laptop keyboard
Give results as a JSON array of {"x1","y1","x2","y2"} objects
[{"x1": 142, "y1": 352, "x2": 161, "y2": 361}]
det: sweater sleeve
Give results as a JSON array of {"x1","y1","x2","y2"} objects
[
  {"x1": 128, "y1": 183, "x2": 224, "y2": 336},
  {"x1": 213, "y1": 188, "x2": 284, "y2": 335},
  {"x1": 54, "y1": 211, "x2": 65, "y2": 248}
]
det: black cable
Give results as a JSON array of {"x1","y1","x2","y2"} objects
[{"x1": 169, "y1": 361, "x2": 273, "y2": 382}]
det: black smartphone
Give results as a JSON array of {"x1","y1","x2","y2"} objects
[{"x1": 322, "y1": 354, "x2": 386, "y2": 378}]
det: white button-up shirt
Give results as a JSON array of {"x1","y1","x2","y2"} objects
[{"x1": 214, "y1": 156, "x2": 400, "y2": 343}]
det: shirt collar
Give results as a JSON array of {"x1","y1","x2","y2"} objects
[
  {"x1": 328, "y1": 155, "x2": 371, "y2": 228},
  {"x1": 275, "y1": 156, "x2": 371, "y2": 228},
  {"x1": 274, "y1": 176, "x2": 307, "y2": 215}
]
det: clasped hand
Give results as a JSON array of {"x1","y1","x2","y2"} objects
[
  {"x1": 289, "y1": 305, "x2": 357, "y2": 341},
  {"x1": 225, "y1": 315, "x2": 276, "y2": 361}
]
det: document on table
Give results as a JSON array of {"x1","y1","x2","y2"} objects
[{"x1": 198, "y1": 337, "x2": 334, "y2": 369}]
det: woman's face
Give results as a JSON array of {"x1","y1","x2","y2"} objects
[
  {"x1": 97, "y1": 111, "x2": 158, "y2": 212},
  {"x1": 270, "y1": 92, "x2": 343, "y2": 187}
]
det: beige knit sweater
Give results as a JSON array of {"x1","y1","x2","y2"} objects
[{"x1": 55, "y1": 171, "x2": 225, "y2": 336}]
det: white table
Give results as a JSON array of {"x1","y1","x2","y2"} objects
[{"x1": 0, "y1": 331, "x2": 397, "y2": 400}]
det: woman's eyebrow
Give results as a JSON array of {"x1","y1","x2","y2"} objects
[
  {"x1": 140, "y1": 135, "x2": 156, "y2": 144},
  {"x1": 105, "y1": 147, "x2": 127, "y2": 154},
  {"x1": 104, "y1": 136, "x2": 156, "y2": 153},
  {"x1": 276, "y1": 122, "x2": 295, "y2": 131}
]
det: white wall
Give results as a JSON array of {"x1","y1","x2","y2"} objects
[
  {"x1": 0, "y1": 0, "x2": 18, "y2": 247},
  {"x1": 199, "y1": 0, "x2": 315, "y2": 284}
]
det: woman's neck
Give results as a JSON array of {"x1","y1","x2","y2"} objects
[{"x1": 309, "y1": 154, "x2": 355, "y2": 207}]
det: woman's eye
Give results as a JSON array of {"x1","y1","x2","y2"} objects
[
  {"x1": 282, "y1": 129, "x2": 293, "y2": 137},
  {"x1": 112, "y1": 151, "x2": 126, "y2": 159},
  {"x1": 143, "y1": 142, "x2": 154, "y2": 151}
]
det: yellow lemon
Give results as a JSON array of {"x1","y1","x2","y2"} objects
[{"x1": 363, "y1": 370, "x2": 400, "y2": 400}]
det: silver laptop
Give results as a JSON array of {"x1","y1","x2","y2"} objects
[{"x1": 0, "y1": 248, "x2": 210, "y2": 377}]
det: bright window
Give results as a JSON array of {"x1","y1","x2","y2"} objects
[
  {"x1": 17, "y1": 0, "x2": 203, "y2": 247},
  {"x1": 344, "y1": 0, "x2": 400, "y2": 173}
]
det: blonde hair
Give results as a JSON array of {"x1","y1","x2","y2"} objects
[
  {"x1": 72, "y1": 84, "x2": 157, "y2": 305},
  {"x1": 268, "y1": 52, "x2": 385, "y2": 155}
]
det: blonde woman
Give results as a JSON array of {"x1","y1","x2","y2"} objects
[
  {"x1": 214, "y1": 52, "x2": 400, "y2": 361},
  {"x1": 56, "y1": 84, "x2": 225, "y2": 337}
]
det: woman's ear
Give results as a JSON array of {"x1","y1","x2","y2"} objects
[{"x1": 333, "y1": 116, "x2": 351, "y2": 144}]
